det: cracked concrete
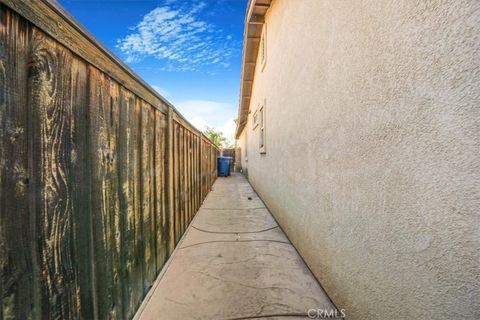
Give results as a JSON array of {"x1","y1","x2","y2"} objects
[{"x1": 135, "y1": 173, "x2": 335, "y2": 320}]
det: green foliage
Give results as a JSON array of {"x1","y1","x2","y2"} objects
[{"x1": 204, "y1": 127, "x2": 231, "y2": 148}]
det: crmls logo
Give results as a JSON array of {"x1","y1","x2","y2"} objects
[{"x1": 307, "y1": 308, "x2": 346, "y2": 319}]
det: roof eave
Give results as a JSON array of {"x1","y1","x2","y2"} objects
[{"x1": 235, "y1": 0, "x2": 272, "y2": 139}]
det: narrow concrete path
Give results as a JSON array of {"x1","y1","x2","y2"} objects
[{"x1": 136, "y1": 173, "x2": 335, "y2": 320}]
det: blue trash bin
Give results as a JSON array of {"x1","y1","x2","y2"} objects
[{"x1": 217, "y1": 156, "x2": 230, "y2": 177}]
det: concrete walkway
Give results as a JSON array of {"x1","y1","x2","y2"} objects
[{"x1": 136, "y1": 173, "x2": 335, "y2": 320}]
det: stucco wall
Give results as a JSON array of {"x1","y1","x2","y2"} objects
[
  {"x1": 239, "y1": 0, "x2": 480, "y2": 319},
  {"x1": 237, "y1": 129, "x2": 248, "y2": 175}
]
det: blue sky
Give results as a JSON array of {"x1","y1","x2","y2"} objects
[{"x1": 58, "y1": 0, "x2": 247, "y2": 143}]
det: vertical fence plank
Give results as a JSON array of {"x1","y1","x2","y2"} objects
[
  {"x1": 190, "y1": 132, "x2": 193, "y2": 222},
  {"x1": 154, "y1": 111, "x2": 167, "y2": 271},
  {"x1": 193, "y1": 135, "x2": 197, "y2": 212},
  {"x1": 211, "y1": 147, "x2": 215, "y2": 186},
  {"x1": 165, "y1": 107, "x2": 174, "y2": 255},
  {"x1": 184, "y1": 131, "x2": 188, "y2": 226},
  {"x1": 109, "y1": 79, "x2": 123, "y2": 320},
  {"x1": 29, "y1": 28, "x2": 82, "y2": 319},
  {"x1": 88, "y1": 66, "x2": 122, "y2": 320},
  {"x1": 204, "y1": 142, "x2": 208, "y2": 192},
  {"x1": 196, "y1": 137, "x2": 199, "y2": 212},
  {"x1": 140, "y1": 102, "x2": 156, "y2": 292},
  {"x1": 206, "y1": 143, "x2": 209, "y2": 191},
  {"x1": 207, "y1": 144, "x2": 211, "y2": 191},
  {"x1": 176, "y1": 125, "x2": 181, "y2": 237},
  {"x1": 184, "y1": 130, "x2": 189, "y2": 227},
  {"x1": 190, "y1": 134, "x2": 194, "y2": 217},
  {"x1": 132, "y1": 97, "x2": 144, "y2": 311},
  {"x1": 190, "y1": 133, "x2": 195, "y2": 220},
  {"x1": 210, "y1": 145, "x2": 213, "y2": 188},
  {"x1": 173, "y1": 122, "x2": 180, "y2": 245},
  {"x1": 0, "y1": 7, "x2": 35, "y2": 320},
  {"x1": 179, "y1": 126, "x2": 185, "y2": 235},
  {"x1": 201, "y1": 139, "x2": 205, "y2": 199},
  {"x1": 189, "y1": 132, "x2": 193, "y2": 222},
  {"x1": 197, "y1": 136, "x2": 202, "y2": 207},
  {"x1": 213, "y1": 147, "x2": 216, "y2": 184},
  {"x1": 200, "y1": 139, "x2": 204, "y2": 199},
  {"x1": 118, "y1": 86, "x2": 131, "y2": 319},
  {"x1": 201, "y1": 139, "x2": 204, "y2": 199},
  {"x1": 183, "y1": 129, "x2": 188, "y2": 227},
  {"x1": 198, "y1": 137, "x2": 201, "y2": 207},
  {"x1": 190, "y1": 133, "x2": 192, "y2": 220},
  {"x1": 118, "y1": 87, "x2": 143, "y2": 319},
  {"x1": 192, "y1": 135, "x2": 197, "y2": 212},
  {"x1": 206, "y1": 142, "x2": 209, "y2": 194},
  {"x1": 70, "y1": 56, "x2": 96, "y2": 320},
  {"x1": 187, "y1": 132, "x2": 192, "y2": 223}
]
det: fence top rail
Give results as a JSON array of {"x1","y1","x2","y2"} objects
[{"x1": 2, "y1": 0, "x2": 218, "y2": 148}]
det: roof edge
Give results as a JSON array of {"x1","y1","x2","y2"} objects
[{"x1": 235, "y1": 0, "x2": 272, "y2": 139}]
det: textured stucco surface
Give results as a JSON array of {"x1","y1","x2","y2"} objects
[
  {"x1": 239, "y1": 0, "x2": 480, "y2": 319},
  {"x1": 237, "y1": 128, "x2": 248, "y2": 175}
]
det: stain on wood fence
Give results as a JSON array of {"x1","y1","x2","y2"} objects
[{"x1": 0, "y1": 1, "x2": 219, "y2": 319}]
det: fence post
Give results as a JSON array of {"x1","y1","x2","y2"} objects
[{"x1": 165, "y1": 106, "x2": 175, "y2": 255}]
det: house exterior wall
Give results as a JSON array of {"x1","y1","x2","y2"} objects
[
  {"x1": 237, "y1": 128, "x2": 248, "y2": 175},
  {"x1": 237, "y1": 0, "x2": 480, "y2": 319}
]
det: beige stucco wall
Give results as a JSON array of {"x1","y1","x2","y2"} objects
[
  {"x1": 237, "y1": 129, "x2": 248, "y2": 175},
  {"x1": 238, "y1": 0, "x2": 480, "y2": 319}
]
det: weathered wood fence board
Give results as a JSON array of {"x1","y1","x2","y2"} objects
[
  {"x1": 0, "y1": 2, "x2": 219, "y2": 319},
  {"x1": 0, "y1": 7, "x2": 34, "y2": 320},
  {"x1": 154, "y1": 110, "x2": 167, "y2": 275}
]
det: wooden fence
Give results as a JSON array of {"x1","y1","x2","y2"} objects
[{"x1": 0, "y1": 1, "x2": 219, "y2": 319}]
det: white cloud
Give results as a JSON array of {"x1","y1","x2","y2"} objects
[
  {"x1": 216, "y1": 118, "x2": 236, "y2": 144},
  {"x1": 174, "y1": 100, "x2": 231, "y2": 126},
  {"x1": 151, "y1": 85, "x2": 170, "y2": 98},
  {"x1": 189, "y1": 117, "x2": 209, "y2": 131},
  {"x1": 117, "y1": 1, "x2": 239, "y2": 72},
  {"x1": 173, "y1": 99, "x2": 236, "y2": 146}
]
